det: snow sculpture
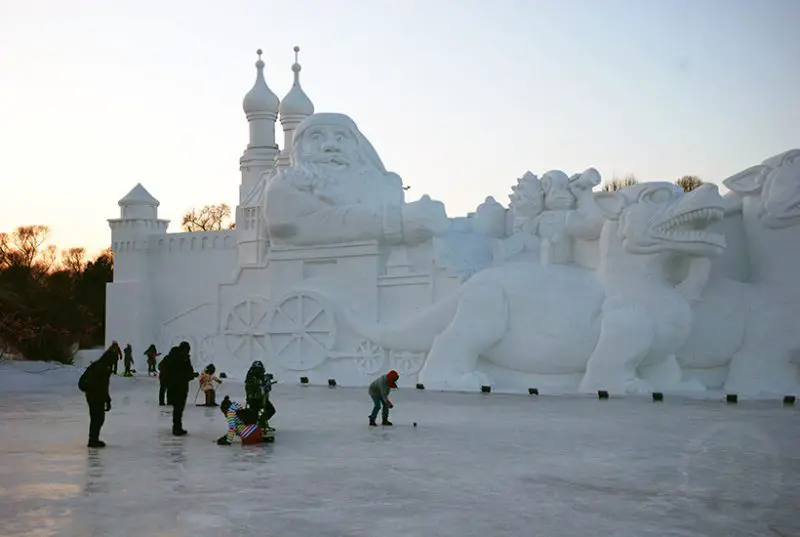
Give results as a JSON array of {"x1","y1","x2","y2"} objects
[
  {"x1": 677, "y1": 149, "x2": 800, "y2": 395},
  {"x1": 264, "y1": 113, "x2": 449, "y2": 246},
  {"x1": 491, "y1": 172, "x2": 543, "y2": 264},
  {"x1": 346, "y1": 182, "x2": 728, "y2": 394},
  {"x1": 471, "y1": 196, "x2": 506, "y2": 238},
  {"x1": 534, "y1": 170, "x2": 577, "y2": 265},
  {"x1": 103, "y1": 49, "x2": 800, "y2": 397}
]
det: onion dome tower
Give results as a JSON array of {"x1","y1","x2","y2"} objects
[
  {"x1": 239, "y1": 49, "x2": 280, "y2": 204},
  {"x1": 276, "y1": 46, "x2": 315, "y2": 170}
]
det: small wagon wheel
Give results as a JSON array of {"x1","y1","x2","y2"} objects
[
  {"x1": 355, "y1": 340, "x2": 387, "y2": 375},
  {"x1": 389, "y1": 349, "x2": 427, "y2": 375},
  {"x1": 265, "y1": 290, "x2": 336, "y2": 370}
]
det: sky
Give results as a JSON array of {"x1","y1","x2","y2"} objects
[{"x1": 1, "y1": 0, "x2": 798, "y2": 257}]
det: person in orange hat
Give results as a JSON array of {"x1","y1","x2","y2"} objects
[{"x1": 368, "y1": 369, "x2": 399, "y2": 426}]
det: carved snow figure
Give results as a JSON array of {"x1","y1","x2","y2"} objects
[
  {"x1": 347, "y1": 182, "x2": 727, "y2": 394},
  {"x1": 677, "y1": 150, "x2": 800, "y2": 395},
  {"x1": 493, "y1": 172, "x2": 544, "y2": 264},
  {"x1": 567, "y1": 168, "x2": 605, "y2": 269},
  {"x1": 264, "y1": 112, "x2": 449, "y2": 246},
  {"x1": 471, "y1": 196, "x2": 506, "y2": 238},
  {"x1": 533, "y1": 170, "x2": 578, "y2": 265}
]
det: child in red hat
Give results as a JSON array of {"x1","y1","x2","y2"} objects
[{"x1": 368, "y1": 369, "x2": 399, "y2": 426}]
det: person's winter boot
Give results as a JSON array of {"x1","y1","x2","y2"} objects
[
  {"x1": 172, "y1": 428, "x2": 187, "y2": 436},
  {"x1": 382, "y1": 419, "x2": 393, "y2": 426},
  {"x1": 87, "y1": 439, "x2": 106, "y2": 448},
  {"x1": 369, "y1": 417, "x2": 377, "y2": 427}
]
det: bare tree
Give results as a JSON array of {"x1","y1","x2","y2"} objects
[
  {"x1": 0, "y1": 225, "x2": 55, "y2": 276},
  {"x1": 61, "y1": 247, "x2": 86, "y2": 274},
  {"x1": 601, "y1": 174, "x2": 638, "y2": 192},
  {"x1": 676, "y1": 175, "x2": 703, "y2": 192},
  {"x1": 181, "y1": 203, "x2": 234, "y2": 232}
]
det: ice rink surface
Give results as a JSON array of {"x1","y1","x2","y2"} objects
[{"x1": 0, "y1": 368, "x2": 798, "y2": 537}]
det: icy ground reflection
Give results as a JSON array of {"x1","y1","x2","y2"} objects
[{"x1": 0, "y1": 379, "x2": 798, "y2": 537}]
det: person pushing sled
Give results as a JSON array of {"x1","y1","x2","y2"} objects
[
  {"x1": 216, "y1": 396, "x2": 274, "y2": 445},
  {"x1": 368, "y1": 369, "x2": 399, "y2": 426}
]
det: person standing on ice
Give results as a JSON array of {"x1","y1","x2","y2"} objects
[
  {"x1": 109, "y1": 341, "x2": 122, "y2": 375},
  {"x1": 244, "y1": 361, "x2": 276, "y2": 432},
  {"x1": 216, "y1": 396, "x2": 264, "y2": 445},
  {"x1": 160, "y1": 341, "x2": 196, "y2": 436},
  {"x1": 78, "y1": 349, "x2": 117, "y2": 447},
  {"x1": 368, "y1": 370, "x2": 399, "y2": 426},
  {"x1": 197, "y1": 363, "x2": 222, "y2": 406},
  {"x1": 122, "y1": 344, "x2": 134, "y2": 377},
  {"x1": 157, "y1": 350, "x2": 170, "y2": 405},
  {"x1": 144, "y1": 344, "x2": 160, "y2": 376}
]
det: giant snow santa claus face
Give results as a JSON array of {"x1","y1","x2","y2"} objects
[{"x1": 289, "y1": 112, "x2": 391, "y2": 188}]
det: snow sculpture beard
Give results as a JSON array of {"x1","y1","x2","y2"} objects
[{"x1": 286, "y1": 150, "x2": 386, "y2": 200}]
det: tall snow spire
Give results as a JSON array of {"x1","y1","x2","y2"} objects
[
  {"x1": 242, "y1": 49, "x2": 279, "y2": 117},
  {"x1": 279, "y1": 46, "x2": 314, "y2": 118},
  {"x1": 276, "y1": 46, "x2": 315, "y2": 170},
  {"x1": 239, "y1": 48, "x2": 280, "y2": 204}
]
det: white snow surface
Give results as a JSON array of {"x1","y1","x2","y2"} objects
[{"x1": 0, "y1": 360, "x2": 798, "y2": 537}]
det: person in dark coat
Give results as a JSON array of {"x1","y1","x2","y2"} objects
[
  {"x1": 160, "y1": 341, "x2": 197, "y2": 436},
  {"x1": 144, "y1": 344, "x2": 160, "y2": 376},
  {"x1": 123, "y1": 344, "x2": 134, "y2": 377},
  {"x1": 78, "y1": 349, "x2": 117, "y2": 448},
  {"x1": 157, "y1": 350, "x2": 172, "y2": 406},
  {"x1": 109, "y1": 341, "x2": 122, "y2": 375}
]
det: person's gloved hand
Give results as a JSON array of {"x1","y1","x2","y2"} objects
[
  {"x1": 387, "y1": 401, "x2": 394, "y2": 409},
  {"x1": 217, "y1": 436, "x2": 231, "y2": 446},
  {"x1": 105, "y1": 401, "x2": 112, "y2": 412}
]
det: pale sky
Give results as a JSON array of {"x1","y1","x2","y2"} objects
[{"x1": 1, "y1": 0, "x2": 798, "y2": 257}]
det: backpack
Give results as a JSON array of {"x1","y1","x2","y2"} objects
[{"x1": 78, "y1": 367, "x2": 91, "y2": 392}]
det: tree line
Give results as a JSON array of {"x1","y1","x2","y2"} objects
[
  {"x1": 601, "y1": 174, "x2": 704, "y2": 192},
  {"x1": 0, "y1": 225, "x2": 113, "y2": 364}
]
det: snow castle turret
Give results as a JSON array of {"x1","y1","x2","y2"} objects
[
  {"x1": 239, "y1": 49, "x2": 280, "y2": 204},
  {"x1": 106, "y1": 183, "x2": 168, "y2": 350},
  {"x1": 276, "y1": 46, "x2": 314, "y2": 170}
]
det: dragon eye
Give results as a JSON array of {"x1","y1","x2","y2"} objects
[{"x1": 644, "y1": 188, "x2": 673, "y2": 203}]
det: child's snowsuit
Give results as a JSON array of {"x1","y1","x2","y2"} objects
[
  {"x1": 199, "y1": 366, "x2": 222, "y2": 406},
  {"x1": 218, "y1": 399, "x2": 263, "y2": 445}
]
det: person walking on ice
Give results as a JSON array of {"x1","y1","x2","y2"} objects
[
  {"x1": 78, "y1": 348, "x2": 117, "y2": 447},
  {"x1": 368, "y1": 369, "x2": 399, "y2": 426}
]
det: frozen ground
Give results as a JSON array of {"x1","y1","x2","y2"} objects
[{"x1": 0, "y1": 361, "x2": 798, "y2": 537}]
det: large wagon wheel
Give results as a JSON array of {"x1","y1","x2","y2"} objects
[
  {"x1": 265, "y1": 290, "x2": 336, "y2": 370},
  {"x1": 223, "y1": 298, "x2": 270, "y2": 363}
]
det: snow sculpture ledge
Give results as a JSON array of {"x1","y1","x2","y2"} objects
[{"x1": 264, "y1": 113, "x2": 450, "y2": 246}]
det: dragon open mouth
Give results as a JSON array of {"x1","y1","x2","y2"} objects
[{"x1": 653, "y1": 207, "x2": 726, "y2": 248}]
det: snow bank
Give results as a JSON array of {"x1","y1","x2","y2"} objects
[{"x1": 0, "y1": 359, "x2": 87, "y2": 395}]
